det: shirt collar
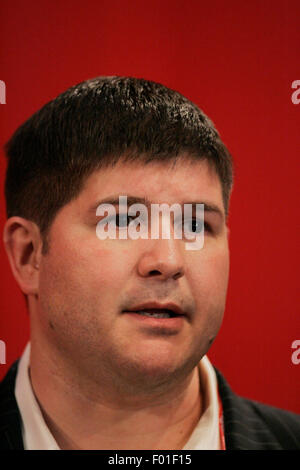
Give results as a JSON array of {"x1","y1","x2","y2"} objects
[
  {"x1": 15, "y1": 342, "x2": 59, "y2": 450},
  {"x1": 183, "y1": 354, "x2": 221, "y2": 450}
]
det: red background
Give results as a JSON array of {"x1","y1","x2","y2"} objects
[{"x1": 0, "y1": 0, "x2": 299, "y2": 413}]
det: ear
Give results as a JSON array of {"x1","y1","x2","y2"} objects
[{"x1": 3, "y1": 217, "x2": 43, "y2": 295}]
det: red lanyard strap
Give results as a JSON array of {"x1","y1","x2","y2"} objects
[{"x1": 218, "y1": 390, "x2": 226, "y2": 450}]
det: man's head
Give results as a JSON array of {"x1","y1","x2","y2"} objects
[{"x1": 3, "y1": 77, "x2": 234, "y2": 393}]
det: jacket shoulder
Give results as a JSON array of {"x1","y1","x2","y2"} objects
[
  {"x1": 0, "y1": 360, "x2": 24, "y2": 450},
  {"x1": 215, "y1": 368, "x2": 300, "y2": 450},
  {"x1": 0, "y1": 361, "x2": 19, "y2": 415},
  {"x1": 240, "y1": 396, "x2": 300, "y2": 449}
]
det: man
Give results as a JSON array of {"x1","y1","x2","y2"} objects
[{"x1": 1, "y1": 76, "x2": 299, "y2": 450}]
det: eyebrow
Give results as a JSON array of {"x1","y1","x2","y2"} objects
[{"x1": 89, "y1": 195, "x2": 225, "y2": 221}]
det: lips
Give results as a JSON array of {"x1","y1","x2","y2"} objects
[{"x1": 123, "y1": 302, "x2": 186, "y2": 318}]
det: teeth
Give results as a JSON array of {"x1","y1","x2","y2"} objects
[{"x1": 137, "y1": 310, "x2": 172, "y2": 319}]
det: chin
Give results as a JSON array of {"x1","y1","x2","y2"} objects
[{"x1": 124, "y1": 348, "x2": 196, "y2": 384}]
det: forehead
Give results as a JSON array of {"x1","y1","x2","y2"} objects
[{"x1": 79, "y1": 158, "x2": 224, "y2": 208}]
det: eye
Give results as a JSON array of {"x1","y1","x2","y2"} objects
[
  {"x1": 184, "y1": 219, "x2": 212, "y2": 234},
  {"x1": 184, "y1": 218, "x2": 202, "y2": 233},
  {"x1": 115, "y1": 213, "x2": 136, "y2": 228}
]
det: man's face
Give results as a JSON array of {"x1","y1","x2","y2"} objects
[{"x1": 37, "y1": 158, "x2": 230, "y2": 390}]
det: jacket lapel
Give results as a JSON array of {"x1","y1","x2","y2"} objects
[{"x1": 215, "y1": 368, "x2": 282, "y2": 449}]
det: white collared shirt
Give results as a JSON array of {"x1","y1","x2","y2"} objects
[{"x1": 15, "y1": 342, "x2": 221, "y2": 450}]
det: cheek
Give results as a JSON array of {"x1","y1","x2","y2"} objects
[
  {"x1": 41, "y1": 240, "x2": 135, "y2": 300},
  {"x1": 83, "y1": 243, "x2": 135, "y2": 288},
  {"x1": 189, "y1": 248, "x2": 229, "y2": 307},
  {"x1": 38, "y1": 244, "x2": 132, "y2": 340},
  {"x1": 188, "y1": 251, "x2": 229, "y2": 356},
  {"x1": 208, "y1": 252, "x2": 230, "y2": 295}
]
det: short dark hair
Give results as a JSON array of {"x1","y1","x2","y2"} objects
[{"x1": 4, "y1": 76, "x2": 234, "y2": 253}]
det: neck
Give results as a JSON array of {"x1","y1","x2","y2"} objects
[{"x1": 29, "y1": 339, "x2": 203, "y2": 450}]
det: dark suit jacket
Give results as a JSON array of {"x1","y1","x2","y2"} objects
[{"x1": 0, "y1": 360, "x2": 299, "y2": 450}]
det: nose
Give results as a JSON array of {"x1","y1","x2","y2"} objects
[{"x1": 137, "y1": 237, "x2": 185, "y2": 281}]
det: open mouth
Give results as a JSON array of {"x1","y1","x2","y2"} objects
[
  {"x1": 122, "y1": 301, "x2": 187, "y2": 325},
  {"x1": 127, "y1": 309, "x2": 182, "y2": 319}
]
